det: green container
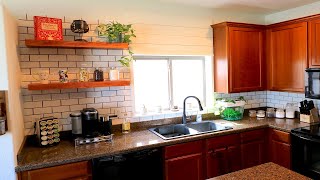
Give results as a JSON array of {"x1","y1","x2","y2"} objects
[
  {"x1": 217, "y1": 100, "x2": 245, "y2": 121},
  {"x1": 221, "y1": 106, "x2": 244, "y2": 121}
]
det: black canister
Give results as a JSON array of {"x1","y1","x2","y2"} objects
[
  {"x1": 99, "y1": 115, "x2": 117, "y2": 136},
  {"x1": 94, "y1": 68, "x2": 104, "y2": 81},
  {"x1": 81, "y1": 108, "x2": 99, "y2": 138}
]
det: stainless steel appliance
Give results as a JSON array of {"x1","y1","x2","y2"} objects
[
  {"x1": 70, "y1": 112, "x2": 82, "y2": 137},
  {"x1": 92, "y1": 148, "x2": 163, "y2": 180},
  {"x1": 305, "y1": 68, "x2": 320, "y2": 99},
  {"x1": 291, "y1": 124, "x2": 320, "y2": 179},
  {"x1": 81, "y1": 108, "x2": 99, "y2": 138}
]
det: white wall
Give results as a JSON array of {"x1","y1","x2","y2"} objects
[
  {"x1": 0, "y1": 2, "x2": 24, "y2": 180},
  {"x1": 4, "y1": 0, "x2": 265, "y2": 56},
  {"x1": 265, "y1": 1, "x2": 320, "y2": 24},
  {"x1": 3, "y1": 4, "x2": 24, "y2": 160},
  {"x1": 0, "y1": 0, "x2": 8, "y2": 90}
]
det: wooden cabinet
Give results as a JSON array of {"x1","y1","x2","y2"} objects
[
  {"x1": 308, "y1": 18, "x2": 320, "y2": 67},
  {"x1": 211, "y1": 22, "x2": 265, "y2": 93},
  {"x1": 269, "y1": 129, "x2": 291, "y2": 169},
  {"x1": 205, "y1": 134, "x2": 241, "y2": 178},
  {"x1": 164, "y1": 140, "x2": 204, "y2": 180},
  {"x1": 19, "y1": 161, "x2": 92, "y2": 180},
  {"x1": 267, "y1": 22, "x2": 307, "y2": 92},
  {"x1": 240, "y1": 129, "x2": 267, "y2": 169}
]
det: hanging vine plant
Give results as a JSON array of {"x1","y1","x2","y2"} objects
[{"x1": 96, "y1": 21, "x2": 136, "y2": 67}]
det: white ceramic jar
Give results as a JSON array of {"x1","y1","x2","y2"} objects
[
  {"x1": 276, "y1": 108, "x2": 285, "y2": 118},
  {"x1": 109, "y1": 67, "x2": 119, "y2": 81}
]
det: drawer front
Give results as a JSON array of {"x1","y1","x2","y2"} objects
[
  {"x1": 271, "y1": 129, "x2": 290, "y2": 144},
  {"x1": 164, "y1": 140, "x2": 203, "y2": 159},
  {"x1": 206, "y1": 134, "x2": 240, "y2": 150},
  {"x1": 241, "y1": 129, "x2": 266, "y2": 143},
  {"x1": 20, "y1": 161, "x2": 91, "y2": 180}
]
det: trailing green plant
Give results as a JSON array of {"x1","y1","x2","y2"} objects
[{"x1": 96, "y1": 21, "x2": 136, "y2": 67}]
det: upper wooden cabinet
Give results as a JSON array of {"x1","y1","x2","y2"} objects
[
  {"x1": 309, "y1": 18, "x2": 320, "y2": 67},
  {"x1": 211, "y1": 22, "x2": 265, "y2": 93},
  {"x1": 267, "y1": 22, "x2": 308, "y2": 92}
]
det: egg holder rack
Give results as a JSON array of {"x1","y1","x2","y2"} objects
[{"x1": 74, "y1": 134, "x2": 113, "y2": 147}]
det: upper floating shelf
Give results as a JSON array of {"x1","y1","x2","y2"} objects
[
  {"x1": 28, "y1": 80, "x2": 131, "y2": 90},
  {"x1": 25, "y1": 39, "x2": 129, "y2": 49}
]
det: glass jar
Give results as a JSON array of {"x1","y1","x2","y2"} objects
[
  {"x1": 257, "y1": 110, "x2": 266, "y2": 118},
  {"x1": 285, "y1": 103, "x2": 296, "y2": 119},
  {"x1": 276, "y1": 108, "x2": 285, "y2": 118},
  {"x1": 249, "y1": 110, "x2": 257, "y2": 117},
  {"x1": 266, "y1": 108, "x2": 275, "y2": 118}
]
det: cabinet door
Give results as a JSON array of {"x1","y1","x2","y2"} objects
[
  {"x1": 206, "y1": 147, "x2": 228, "y2": 178},
  {"x1": 268, "y1": 22, "x2": 307, "y2": 92},
  {"x1": 227, "y1": 145, "x2": 242, "y2": 172},
  {"x1": 206, "y1": 145, "x2": 241, "y2": 178},
  {"x1": 271, "y1": 140, "x2": 291, "y2": 169},
  {"x1": 309, "y1": 18, "x2": 320, "y2": 67},
  {"x1": 19, "y1": 161, "x2": 92, "y2": 180},
  {"x1": 165, "y1": 153, "x2": 203, "y2": 180},
  {"x1": 229, "y1": 27, "x2": 265, "y2": 92},
  {"x1": 241, "y1": 140, "x2": 265, "y2": 169}
]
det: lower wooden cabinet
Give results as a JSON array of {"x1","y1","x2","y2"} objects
[
  {"x1": 19, "y1": 161, "x2": 92, "y2": 180},
  {"x1": 164, "y1": 141, "x2": 204, "y2": 180},
  {"x1": 206, "y1": 134, "x2": 241, "y2": 178},
  {"x1": 241, "y1": 129, "x2": 267, "y2": 169},
  {"x1": 269, "y1": 129, "x2": 291, "y2": 169},
  {"x1": 165, "y1": 153, "x2": 203, "y2": 180}
]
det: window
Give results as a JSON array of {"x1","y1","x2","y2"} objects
[{"x1": 133, "y1": 56, "x2": 212, "y2": 114}]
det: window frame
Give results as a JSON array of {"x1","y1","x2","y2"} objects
[{"x1": 133, "y1": 56, "x2": 207, "y2": 113}]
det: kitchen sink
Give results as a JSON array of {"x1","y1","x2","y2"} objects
[{"x1": 149, "y1": 121, "x2": 232, "y2": 140}]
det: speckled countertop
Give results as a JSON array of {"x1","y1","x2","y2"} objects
[
  {"x1": 16, "y1": 117, "x2": 310, "y2": 172},
  {"x1": 208, "y1": 162, "x2": 311, "y2": 180}
]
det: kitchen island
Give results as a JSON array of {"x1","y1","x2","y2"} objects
[{"x1": 209, "y1": 162, "x2": 311, "y2": 180}]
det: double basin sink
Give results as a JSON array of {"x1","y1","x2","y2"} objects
[{"x1": 149, "y1": 121, "x2": 233, "y2": 140}]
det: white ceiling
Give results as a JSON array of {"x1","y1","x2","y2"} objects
[{"x1": 160, "y1": 0, "x2": 320, "y2": 14}]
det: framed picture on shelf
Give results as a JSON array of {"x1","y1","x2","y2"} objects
[{"x1": 34, "y1": 16, "x2": 63, "y2": 40}]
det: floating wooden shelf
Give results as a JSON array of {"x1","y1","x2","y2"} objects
[
  {"x1": 28, "y1": 80, "x2": 131, "y2": 90},
  {"x1": 25, "y1": 39, "x2": 129, "y2": 49}
]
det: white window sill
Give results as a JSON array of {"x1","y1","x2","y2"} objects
[{"x1": 131, "y1": 107, "x2": 214, "y2": 122}]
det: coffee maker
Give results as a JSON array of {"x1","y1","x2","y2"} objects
[{"x1": 81, "y1": 108, "x2": 99, "y2": 138}]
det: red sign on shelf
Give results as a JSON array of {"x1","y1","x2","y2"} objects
[{"x1": 34, "y1": 16, "x2": 63, "y2": 40}]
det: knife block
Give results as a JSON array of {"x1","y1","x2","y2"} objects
[{"x1": 300, "y1": 108, "x2": 319, "y2": 123}]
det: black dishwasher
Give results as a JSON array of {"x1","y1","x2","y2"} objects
[{"x1": 92, "y1": 148, "x2": 163, "y2": 180}]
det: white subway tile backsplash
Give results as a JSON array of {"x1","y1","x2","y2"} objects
[
  {"x1": 67, "y1": 55, "x2": 84, "y2": 61},
  {"x1": 79, "y1": 98, "x2": 95, "y2": 104},
  {"x1": 95, "y1": 97, "x2": 111, "y2": 103},
  {"x1": 100, "y1": 56, "x2": 115, "y2": 61},
  {"x1": 49, "y1": 55, "x2": 67, "y2": 61},
  {"x1": 41, "y1": 62, "x2": 59, "y2": 68},
  {"x1": 61, "y1": 99, "x2": 79, "y2": 106},
  {"x1": 92, "y1": 49, "x2": 108, "y2": 55},
  {"x1": 58, "y1": 49, "x2": 76, "y2": 55},
  {"x1": 34, "y1": 107, "x2": 52, "y2": 114},
  {"x1": 33, "y1": 94, "x2": 51, "y2": 101},
  {"x1": 30, "y1": 55, "x2": 49, "y2": 61},
  {"x1": 110, "y1": 96, "x2": 125, "y2": 102},
  {"x1": 52, "y1": 106, "x2": 70, "y2": 113},
  {"x1": 76, "y1": 49, "x2": 92, "y2": 55},
  {"x1": 39, "y1": 48, "x2": 58, "y2": 55}
]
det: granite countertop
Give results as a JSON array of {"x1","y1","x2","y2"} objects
[
  {"x1": 208, "y1": 162, "x2": 311, "y2": 180},
  {"x1": 16, "y1": 117, "x2": 310, "y2": 172}
]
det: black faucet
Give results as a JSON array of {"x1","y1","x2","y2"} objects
[{"x1": 182, "y1": 96, "x2": 203, "y2": 124}]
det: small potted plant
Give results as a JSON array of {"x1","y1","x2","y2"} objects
[
  {"x1": 214, "y1": 96, "x2": 246, "y2": 121},
  {"x1": 96, "y1": 21, "x2": 136, "y2": 67}
]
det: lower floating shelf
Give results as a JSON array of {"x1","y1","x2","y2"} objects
[{"x1": 28, "y1": 80, "x2": 131, "y2": 90}]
